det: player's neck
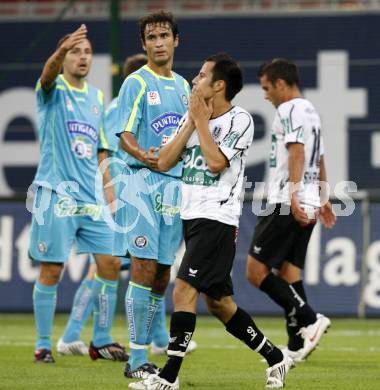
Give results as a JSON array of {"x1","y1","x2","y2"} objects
[
  {"x1": 282, "y1": 87, "x2": 302, "y2": 104},
  {"x1": 63, "y1": 72, "x2": 86, "y2": 89},
  {"x1": 210, "y1": 99, "x2": 232, "y2": 119},
  {"x1": 146, "y1": 61, "x2": 173, "y2": 78}
]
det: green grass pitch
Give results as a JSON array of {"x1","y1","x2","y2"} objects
[{"x1": 0, "y1": 314, "x2": 379, "y2": 389}]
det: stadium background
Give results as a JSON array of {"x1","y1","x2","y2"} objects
[{"x1": 0, "y1": 0, "x2": 380, "y2": 317}]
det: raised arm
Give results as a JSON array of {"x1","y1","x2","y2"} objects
[{"x1": 40, "y1": 24, "x2": 88, "y2": 92}]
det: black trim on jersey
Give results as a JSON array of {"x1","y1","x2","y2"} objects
[
  {"x1": 210, "y1": 105, "x2": 235, "y2": 120},
  {"x1": 218, "y1": 148, "x2": 230, "y2": 167},
  {"x1": 220, "y1": 158, "x2": 244, "y2": 206},
  {"x1": 289, "y1": 104, "x2": 295, "y2": 132},
  {"x1": 231, "y1": 112, "x2": 253, "y2": 149},
  {"x1": 220, "y1": 111, "x2": 252, "y2": 148}
]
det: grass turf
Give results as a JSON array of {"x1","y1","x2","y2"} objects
[{"x1": 0, "y1": 314, "x2": 379, "y2": 389}]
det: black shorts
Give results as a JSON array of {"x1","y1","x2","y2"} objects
[
  {"x1": 248, "y1": 204, "x2": 315, "y2": 269},
  {"x1": 177, "y1": 218, "x2": 236, "y2": 300}
]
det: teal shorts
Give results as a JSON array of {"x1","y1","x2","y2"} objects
[
  {"x1": 29, "y1": 188, "x2": 114, "y2": 263},
  {"x1": 113, "y1": 167, "x2": 182, "y2": 265}
]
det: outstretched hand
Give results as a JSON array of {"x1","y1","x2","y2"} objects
[{"x1": 59, "y1": 24, "x2": 88, "y2": 52}]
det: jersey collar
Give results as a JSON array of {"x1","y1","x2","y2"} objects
[
  {"x1": 59, "y1": 74, "x2": 88, "y2": 93},
  {"x1": 143, "y1": 65, "x2": 175, "y2": 81}
]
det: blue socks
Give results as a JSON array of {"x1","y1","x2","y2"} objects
[
  {"x1": 62, "y1": 279, "x2": 94, "y2": 343},
  {"x1": 33, "y1": 281, "x2": 58, "y2": 350},
  {"x1": 92, "y1": 275, "x2": 118, "y2": 347},
  {"x1": 125, "y1": 281, "x2": 151, "y2": 370},
  {"x1": 147, "y1": 293, "x2": 169, "y2": 348}
]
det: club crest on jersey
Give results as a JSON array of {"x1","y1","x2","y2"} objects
[
  {"x1": 71, "y1": 136, "x2": 93, "y2": 159},
  {"x1": 66, "y1": 120, "x2": 98, "y2": 142},
  {"x1": 150, "y1": 112, "x2": 183, "y2": 136},
  {"x1": 147, "y1": 91, "x2": 161, "y2": 105},
  {"x1": 213, "y1": 125, "x2": 222, "y2": 139},
  {"x1": 181, "y1": 94, "x2": 188, "y2": 106}
]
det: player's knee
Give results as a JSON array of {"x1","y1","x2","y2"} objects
[{"x1": 39, "y1": 262, "x2": 63, "y2": 284}]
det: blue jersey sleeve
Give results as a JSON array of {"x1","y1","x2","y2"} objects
[
  {"x1": 117, "y1": 74, "x2": 146, "y2": 136},
  {"x1": 35, "y1": 77, "x2": 59, "y2": 106},
  {"x1": 96, "y1": 89, "x2": 109, "y2": 151},
  {"x1": 104, "y1": 97, "x2": 119, "y2": 153}
]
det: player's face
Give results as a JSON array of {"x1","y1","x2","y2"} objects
[
  {"x1": 192, "y1": 61, "x2": 216, "y2": 99},
  {"x1": 142, "y1": 23, "x2": 178, "y2": 66},
  {"x1": 260, "y1": 74, "x2": 282, "y2": 107},
  {"x1": 63, "y1": 39, "x2": 93, "y2": 78}
]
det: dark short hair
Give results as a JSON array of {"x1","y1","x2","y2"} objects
[
  {"x1": 257, "y1": 58, "x2": 299, "y2": 87},
  {"x1": 123, "y1": 53, "x2": 148, "y2": 78},
  {"x1": 205, "y1": 53, "x2": 243, "y2": 101},
  {"x1": 139, "y1": 10, "x2": 178, "y2": 43}
]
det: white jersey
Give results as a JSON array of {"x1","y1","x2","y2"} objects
[
  {"x1": 268, "y1": 98, "x2": 324, "y2": 208},
  {"x1": 179, "y1": 106, "x2": 254, "y2": 227}
]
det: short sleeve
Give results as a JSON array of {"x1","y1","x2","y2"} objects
[
  {"x1": 281, "y1": 105, "x2": 305, "y2": 145},
  {"x1": 96, "y1": 90, "x2": 109, "y2": 151},
  {"x1": 117, "y1": 74, "x2": 146, "y2": 136},
  {"x1": 219, "y1": 111, "x2": 254, "y2": 162},
  {"x1": 103, "y1": 98, "x2": 119, "y2": 153},
  {"x1": 35, "y1": 78, "x2": 58, "y2": 105}
]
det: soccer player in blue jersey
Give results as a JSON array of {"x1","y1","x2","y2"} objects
[
  {"x1": 113, "y1": 12, "x2": 191, "y2": 379},
  {"x1": 56, "y1": 54, "x2": 153, "y2": 356},
  {"x1": 29, "y1": 24, "x2": 128, "y2": 363}
]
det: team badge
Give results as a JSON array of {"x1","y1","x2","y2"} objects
[
  {"x1": 134, "y1": 236, "x2": 148, "y2": 248},
  {"x1": 147, "y1": 91, "x2": 161, "y2": 105},
  {"x1": 38, "y1": 242, "x2": 47, "y2": 253},
  {"x1": 181, "y1": 94, "x2": 188, "y2": 106},
  {"x1": 213, "y1": 126, "x2": 222, "y2": 139}
]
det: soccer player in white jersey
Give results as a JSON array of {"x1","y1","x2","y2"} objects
[
  {"x1": 246, "y1": 59, "x2": 336, "y2": 364},
  {"x1": 129, "y1": 53, "x2": 292, "y2": 390}
]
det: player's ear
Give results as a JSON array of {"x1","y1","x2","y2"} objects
[
  {"x1": 174, "y1": 34, "x2": 179, "y2": 48},
  {"x1": 214, "y1": 80, "x2": 225, "y2": 94},
  {"x1": 141, "y1": 39, "x2": 147, "y2": 52}
]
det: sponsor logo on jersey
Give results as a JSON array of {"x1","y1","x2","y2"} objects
[
  {"x1": 71, "y1": 136, "x2": 93, "y2": 159},
  {"x1": 134, "y1": 235, "x2": 148, "y2": 248},
  {"x1": 222, "y1": 130, "x2": 240, "y2": 147},
  {"x1": 150, "y1": 112, "x2": 183, "y2": 136},
  {"x1": 66, "y1": 120, "x2": 98, "y2": 142},
  {"x1": 182, "y1": 145, "x2": 220, "y2": 186},
  {"x1": 147, "y1": 90, "x2": 161, "y2": 105},
  {"x1": 93, "y1": 105, "x2": 100, "y2": 115}
]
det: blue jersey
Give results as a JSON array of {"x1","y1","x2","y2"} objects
[
  {"x1": 117, "y1": 65, "x2": 190, "y2": 178},
  {"x1": 33, "y1": 74, "x2": 108, "y2": 204},
  {"x1": 104, "y1": 97, "x2": 127, "y2": 184}
]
